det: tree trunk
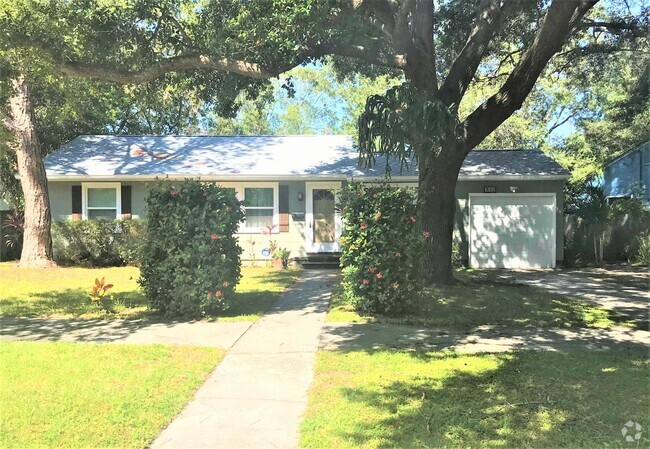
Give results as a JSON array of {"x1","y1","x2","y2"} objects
[
  {"x1": 7, "y1": 76, "x2": 56, "y2": 268},
  {"x1": 418, "y1": 141, "x2": 465, "y2": 285}
]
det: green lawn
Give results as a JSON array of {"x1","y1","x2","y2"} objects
[
  {"x1": 300, "y1": 349, "x2": 649, "y2": 448},
  {"x1": 328, "y1": 272, "x2": 635, "y2": 329},
  {"x1": 0, "y1": 341, "x2": 224, "y2": 449},
  {"x1": 0, "y1": 262, "x2": 300, "y2": 320}
]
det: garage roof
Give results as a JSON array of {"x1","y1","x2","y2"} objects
[{"x1": 44, "y1": 135, "x2": 568, "y2": 180}]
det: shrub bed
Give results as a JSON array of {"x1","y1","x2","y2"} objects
[
  {"x1": 339, "y1": 182, "x2": 425, "y2": 315},
  {"x1": 139, "y1": 180, "x2": 244, "y2": 318},
  {"x1": 52, "y1": 219, "x2": 146, "y2": 267}
]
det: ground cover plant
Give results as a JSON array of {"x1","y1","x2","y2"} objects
[
  {"x1": 300, "y1": 349, "x2": 649, "y2": 448},
  {"x1": 0, "y1": 263, "x2": 299, "y2": 321},
  {"x1": 0, "y1": 341, "x2": 223, "y2": 449}
]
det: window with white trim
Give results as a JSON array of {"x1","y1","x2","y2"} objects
[
  {"x1": 218, "y1": 183, "x2": 279, "y2": 232},
  {"x1": 82, "y1": 182, "x2": 121, "y2": 220}
]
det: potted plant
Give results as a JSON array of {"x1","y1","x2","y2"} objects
[{"x1": 272, "y1": 248, "x2": 291, "y2": 270}]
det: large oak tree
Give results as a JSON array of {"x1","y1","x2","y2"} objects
[{"x1": 1, "y1": 0, "x2": 645, "y2": 280}]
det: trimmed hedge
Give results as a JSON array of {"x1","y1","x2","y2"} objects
[
  {"x1": 52, "y1": 219, "x2": 146, "y2": 267},
  {"x1": 139, "y1": 180, "x2": 244, "y2": 318},
  {"x1": 339, "y1": 182, "x2": 425, "y2": 315}
]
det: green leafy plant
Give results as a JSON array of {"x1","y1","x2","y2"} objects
[
  {"x1": 338, "y1": 182, "x2": 425, "y2": 315},
  {"x1": 139, "y1": 180, "x2": 244, "y2": 318},
  {"x1": 636, "y1": 231, "x2": 650, "y2": 266},
  {"x1": 2, "y1": 209, "x2": 23, "y2": 259},
  {"x1": 272, "y1": 247, "x2": 291, "y2": 269},
  {"x1": 88, "y1": 277, "x2": 115, "y2": 312}
]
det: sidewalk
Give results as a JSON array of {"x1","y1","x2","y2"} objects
[{"x1": 150, "y1": 270, "x2": 337, "y2": 449}]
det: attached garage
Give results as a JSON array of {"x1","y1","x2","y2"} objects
[{"x1": 469, "y1": 193, "x2": 556, "y2": 269}]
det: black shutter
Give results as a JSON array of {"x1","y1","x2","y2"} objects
[
  {"x1": 121, "y1": 185, "x2": 132, "y2": 219},
  {"x1": 71, "y1": 185, "x2": 82, "y2": 220},
  {"x1": 279, "y1": 185, "x2": 289, "y2": 232}
]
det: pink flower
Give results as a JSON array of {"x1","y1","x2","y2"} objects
[
  {"x1": 376, "y1": 273, "x2": 383, "y2": 279},
  {"x1": 170, "y1": 189, "x2": 178, "y2": 196},
  {"x1": 362, "y1": 279, "x2": 369, "y2": 285},
  {"x1": 211, "y1": 234, "x2": 219, "y2": 240},
  {"x1": 374, "y1": 213, "x2": 381, "y2": 219},
  {"x1": 207, "y1": 292, "x2": 213, "y2": 298},
  {"x1": 215, "y1": 290, "x2": 222, "y2": 297},
  {"x1": 409, "y1": 216, "x2": 416, "y2": 222},
  {"x1": 360, "y1": 224, "x2": 368, "y2": 230},
  {"x1": 423, "y1": 231, "x2": 430, "y2": 238},
  {"x1": 223, "y1": 281, "x2": 229, "y2": 287},
  {"x1": 395, "y1": 252, "x2": 402, "y2": 257},
  {"x1": 369, "y1": 266, "x2": 376, "y2": 273},
  {"x1": 392, "y1": 283, "x2": 399, "y2": 289}
]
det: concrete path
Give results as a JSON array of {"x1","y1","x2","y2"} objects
[
  {"x1": 320, "y1": 322, "x2": 650, "y2": 353},
  {"x1": 151, "y1": 270, "x2": 336, "y2": 449},
  {"x1": 494, "y1": 267, "x2": 649, "y2": 328},
  {"x1": 0, "y1": 317, "x2": 250, "y2": 349}
]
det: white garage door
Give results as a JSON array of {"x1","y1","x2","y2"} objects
[{"x1": 469, "y1": 194, "x2": 556, "y2": 269}]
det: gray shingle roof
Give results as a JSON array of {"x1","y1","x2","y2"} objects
[{"x1": 44, "y1": 135, "x2": 568, "y2": 179}]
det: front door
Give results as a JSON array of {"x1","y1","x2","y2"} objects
[{"x1": 306, "y1": 182, "x2": 341, "y2": 252}]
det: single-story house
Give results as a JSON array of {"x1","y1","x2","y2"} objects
[
  {"x1": 43, "y1": 135, "x2": 569, "y2": 269},
  {"x1": 603, "y1": 141, "x2": 649, "y2": 203}
]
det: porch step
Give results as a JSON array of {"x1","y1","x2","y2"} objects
[{"x1": 296, "y1": 253, "x2": 341, "y2": 270}]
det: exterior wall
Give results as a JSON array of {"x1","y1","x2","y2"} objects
[
  {"x1": 48, "y1": 179, "x2": 310, "y2": 262},
  {"x1": 48, "y1": 178, "x2": 565, "y2": 265},
  {"x1": 453, "y1": 179, "x2": 565, "y2": 264},
  {"x1": 603, "y1": 142, "x2": 650, "y2": 202}
]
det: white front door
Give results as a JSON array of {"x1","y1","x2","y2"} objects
[{"x1": 306, "y1": 182, "x2": 342, "y2": 253}]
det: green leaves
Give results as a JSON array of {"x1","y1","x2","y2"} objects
[
  {"x1": 338, "y1": 182, "x2": 425, "y2": 315},
  {"x1": 139, "y1": 179, "x2": 244, "y2": 318},
  {"x1": 358, "y1": 83, "x2": 455, "y2": 174}
]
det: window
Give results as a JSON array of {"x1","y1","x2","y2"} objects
[
  {"x1": 82, "y1": 182, "x2": 121, "y2": 220},
  {"x1": 218, "y1": 183, "x2": 278, "y2": 232}
]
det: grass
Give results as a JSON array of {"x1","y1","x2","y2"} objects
[
  {"x1": 0, "y1": 262, "x2": 300, "y2": 321},
  {"x1": 327, "y1": 272, "x2": 636, "y2": 329},
  {"x1": 0, "y1": 340, "x2": 224, "y2": 449},
  {"x1": 300, "y1": 349, "x2": 649, "y2": 449}
]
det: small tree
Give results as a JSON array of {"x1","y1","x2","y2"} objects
[
  {"x1": 575, "y1": 183, "x2": 649, "y2": 265},
  {"x1": 139, "y1": 180, "x2": 244, "y2": 318}
]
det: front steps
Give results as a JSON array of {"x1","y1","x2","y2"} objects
[{"x1": 295, "y1": 252, "x2": 341, "y2": 269}]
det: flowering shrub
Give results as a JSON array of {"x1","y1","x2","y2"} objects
[
  {"x1": 139, "y1": 180, "x2": 244, "y2": 318},
  {"x1": 339, "y1": 182, "x2": 425, "y2": 315}
]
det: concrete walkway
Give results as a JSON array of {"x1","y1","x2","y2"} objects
[
  {"x1": 0, "y1": 317, "x2": 250, "y2": 349},
  {"x1": 151, "y1": 270, "x2": 336, "y2": 449}
]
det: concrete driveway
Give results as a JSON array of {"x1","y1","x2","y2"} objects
[{"x1": 498, "y1": 267, "x2": 649, "y2": 328}]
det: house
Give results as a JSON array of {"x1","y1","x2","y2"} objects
[
  {"x1": 43, "y1": 135, "x2": 569, "y2": 269},
  {"x1": 603, "y1": 141, "x2": 650, "y2": 203}
]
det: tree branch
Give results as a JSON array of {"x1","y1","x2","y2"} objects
[
  {"x1": 440, "y1": 0, "x2": 514, "y2": 106},
  {"x1": 462, "y1": 0, "x2": 599, "y2": 151},
  {"x1": 315, "y1": 42, "x2": 407, "y2": 68},
  {"x1": 58, "y1": 53, "x2": 277, "y2": 83}
]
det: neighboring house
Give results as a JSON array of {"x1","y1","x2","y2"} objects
[
  {"x1": 43, "y1": 135, "x2": 569, "y2": 269},
  {"x1": 603, "y1": 141, "x2": 650, "y2": 203}
]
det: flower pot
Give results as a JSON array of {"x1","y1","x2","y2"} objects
[{"x1": 272, "y1": 259, "x2": 284, "y2": 270}]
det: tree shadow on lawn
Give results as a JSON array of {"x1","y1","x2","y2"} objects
[
  {"x1": 327, "y1": 350, "x2": 649, "y2": 449},
  {"x1": 391, "y1": 279, "x2": 640, "y2": 330},
  {"x1": 0, "y1": 270, "x2": 300, "y2": 322},
  {"x1": 0, "y1": 289, "x2": 149, "y2": 319}
]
